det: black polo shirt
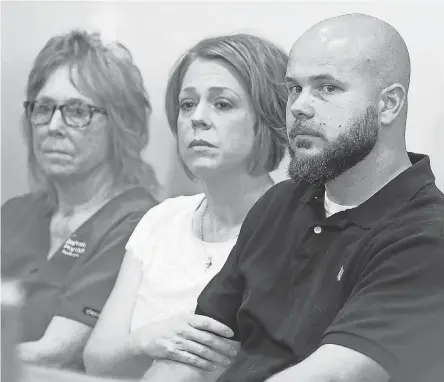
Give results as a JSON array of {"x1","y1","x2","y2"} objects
[{"x1": 196, "y1": 153, "x2": 444, "y2": 382}]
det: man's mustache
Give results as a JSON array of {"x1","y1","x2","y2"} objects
[{"x1": 288, "y1": 120, "x2": 322, "y2": 140}]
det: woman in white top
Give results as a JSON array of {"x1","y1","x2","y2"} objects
[{"x1": 83, "y1": 33, "x2": 289, "y2": 379}]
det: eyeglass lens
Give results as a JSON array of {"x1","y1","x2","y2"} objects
[{"x1": 28, "y1": 101, "x2": 92, "y2": 127}]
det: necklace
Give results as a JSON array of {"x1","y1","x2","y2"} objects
[{"x1": 200, "y1": 198, "x2": 213, "y2": 269}]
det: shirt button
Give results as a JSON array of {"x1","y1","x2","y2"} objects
[{"x1": 314, "y1": 226, "x2": 322, "y2": 234}]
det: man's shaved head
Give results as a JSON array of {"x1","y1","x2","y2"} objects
[
  {"x1": 290, "y1": 13, "x2": 411, "y2": 94},
  {"x1": 285, "y1": 13, "x2": 411, "y2": 185}
]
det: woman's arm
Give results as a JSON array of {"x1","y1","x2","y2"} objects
[
  {"x1": 83, "y1": 251, "x2": 145, "y2": 377},
  {"x1": 21, "y1": 363, "x2": 136, "y2": 382},
  {"x1": 84, "y1": 248, "x2": 239, "y2": 378},
  {"x1": 142, "y1": 359, "x2": 232, "y2": 382},
  {"x1": 19, "y1": 317, "x2": 92, "y2": 369}
]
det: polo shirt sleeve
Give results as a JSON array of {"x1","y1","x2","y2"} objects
[
  {"x1": 54, "y1": 210, "x2": 148, "y2": 327},
  {"x1": 195, "y1": 240, "x2": 244, "y2": 338},
  {"x1": 321, "y1": 221, "x2": 444, "y2": 378}
]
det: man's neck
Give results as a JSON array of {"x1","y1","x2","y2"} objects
[
  {"x1": 201, "y1": 170, "x2": 275, "y2": 227},
  {"x1": 325, "y1": 148, "x2": 412, "y2": 206}
]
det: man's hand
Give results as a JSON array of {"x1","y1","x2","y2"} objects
[{"x1": 130, "y1": 314, "x2": 239, "y2": 370}]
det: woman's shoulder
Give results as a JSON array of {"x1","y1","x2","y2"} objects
[
  {"x1": 1, "y1": 192, "x2": 48, "y2": 216},
  {"x1": 125, "y1": 193, "x2": 204, "y2": 257},
  {"x1": 144, "y1": 192, "x2": 203, "y2": 215},
  {"x1": 111, "y1": 186, "x2": 158, "y2": 214},
  {"x1": 157, "y1": 193, "x2": 205, "y2": 211},
  {"x1": 129, "y1": 193, "x2": 204, "y2": 233}
]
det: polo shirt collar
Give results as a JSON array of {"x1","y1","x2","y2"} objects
[
  {"x1": 299, "y1": 152, "x2": 436, "y2": 229},
  {"x1": 348, "y1": 152, "x2": 435, "y2": 228}
]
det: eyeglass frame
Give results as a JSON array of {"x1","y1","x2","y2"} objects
[{"x1": 23, "y1": 100, "x2": 108, "y2": 128}]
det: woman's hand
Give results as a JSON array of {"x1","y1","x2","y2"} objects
[{"x1": 129, "y1": 314, "x2": 240, "y2": 370}]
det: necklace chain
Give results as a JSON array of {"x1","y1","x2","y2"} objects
[
  {"x1": 200, "y1": 198, "x2": 212, "y2": 269},
  {"x1": 199, "y1": 197, "x2": 241, "y2": 270},
  {"x1": 200, "y1": 198, "x2": 208, "y2": 241}
]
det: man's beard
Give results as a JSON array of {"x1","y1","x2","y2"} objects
[{"x1": 287, "y1": 105, "x2": 379, "y2": 186}]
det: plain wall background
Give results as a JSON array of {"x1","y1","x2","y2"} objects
[{"x1": 2, "y1": 1, "x2": 444, "y2": 204}]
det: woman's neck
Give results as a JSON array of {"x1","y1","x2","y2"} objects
[
  {"x1": 53, "y1": 166, "x2": 121, "y2": 216},
  {"x1": 198, "y1": 170, "x2": 274, "y2": 241}
]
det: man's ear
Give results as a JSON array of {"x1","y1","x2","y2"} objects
[{"x1": 379, "y1": 83, "x2": 406, "y2": 125}]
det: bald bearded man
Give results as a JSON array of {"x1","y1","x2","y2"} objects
[{"x1": 142, "y1": 13, "x2": 444, "y2": 382}]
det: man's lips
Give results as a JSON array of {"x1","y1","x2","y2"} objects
[{"x1": 289, "y1": 128, "x2": 322, "y2": 140}]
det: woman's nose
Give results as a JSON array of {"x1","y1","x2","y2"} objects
[
  {"x1": 46, "y1": 108, "x2": 66, "y2": 134},
  {"x1": 191, "y1": 103, "x2": 211, "y2": 130}
]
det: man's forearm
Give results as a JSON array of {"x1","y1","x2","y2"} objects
[{"x1": 265, "y1": 345, "x2": 389, "y2": 382}]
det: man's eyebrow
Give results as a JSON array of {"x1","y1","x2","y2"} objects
[
  {"x1": 284, "y1": 73, "x2": 346, "y2": 87},
  {"x1": 308, "y1": 74, "x2": 342, "y2": 82}
]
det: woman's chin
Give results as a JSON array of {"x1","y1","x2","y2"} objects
[
  {"x1": 187, "y1": 164, "x2": 218, "y2": 179},
  {"x1": 188, "y1": 163, "x2": 250, "y2": 181},
  {"x1": 42, "y1": 166, "x2": 77, "y2": 180}
]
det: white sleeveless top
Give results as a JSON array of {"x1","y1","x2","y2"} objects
[{"x1": 126, "y1": 194, "x2": 237, "y2": 332}]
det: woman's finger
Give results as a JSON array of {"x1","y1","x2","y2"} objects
[
  {"x1": 168, "y1": 349, "x2": 218, "y2": 371},
  {"x1": 189, "y1": 315, "x2": 234, "y2": 338},
  {"x1": 181, "y1": 339, "x2": 232, "y2": 366},
  {"x1": 182, "y1": 326, "x2": 238, "y2": 357}
]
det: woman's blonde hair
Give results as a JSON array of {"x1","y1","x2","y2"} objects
[{"x1": 23, "y1": 29, "x2": 159, "y2": 205}]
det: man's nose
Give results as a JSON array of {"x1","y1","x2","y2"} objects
[{"x1": 288, "y1": 89, "x2": 315, "y2": 119}]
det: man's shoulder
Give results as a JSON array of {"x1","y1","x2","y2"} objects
[
  {"x1": 253, "y1": 179, "x2": 308, "y2": 210},
  {"x1": 241, "y1": 180, "x2": 309, "y2": 231},
  {"x1": 392, "y1": 182, "x2": 444, "y2": 235},
  {"x1": 392, "y1": 153, "x2": 444, "y2": 233},
  {"x1": 367, "y1": 182, "x2": 444, "y2": 258}
]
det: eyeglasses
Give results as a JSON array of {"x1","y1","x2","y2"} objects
[{"x1": 23, "y1": 101, "x2": 108, "y2": 128}]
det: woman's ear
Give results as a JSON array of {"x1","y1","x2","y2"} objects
[{"x1": 379, "y1": 83, "x2": 406, "y2": 125}]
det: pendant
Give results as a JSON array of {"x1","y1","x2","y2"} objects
[{"x1": 205, "y1": 256, "x2": 213, "y2": 269}]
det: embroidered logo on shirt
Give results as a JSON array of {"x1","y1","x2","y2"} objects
[
  {"x1": 83, "y1": 307, "x2": 100, "y2": 318},
  {"x1": 62, "y1": 238, "x2": 86, "y2": 258},
  {"x1": 337, "y1": 266, "x2": 344, "y2": 281}
]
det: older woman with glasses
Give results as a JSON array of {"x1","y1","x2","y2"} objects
[{"x1": 1, "y1": 30, "x2": 158, "y2": 369}]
